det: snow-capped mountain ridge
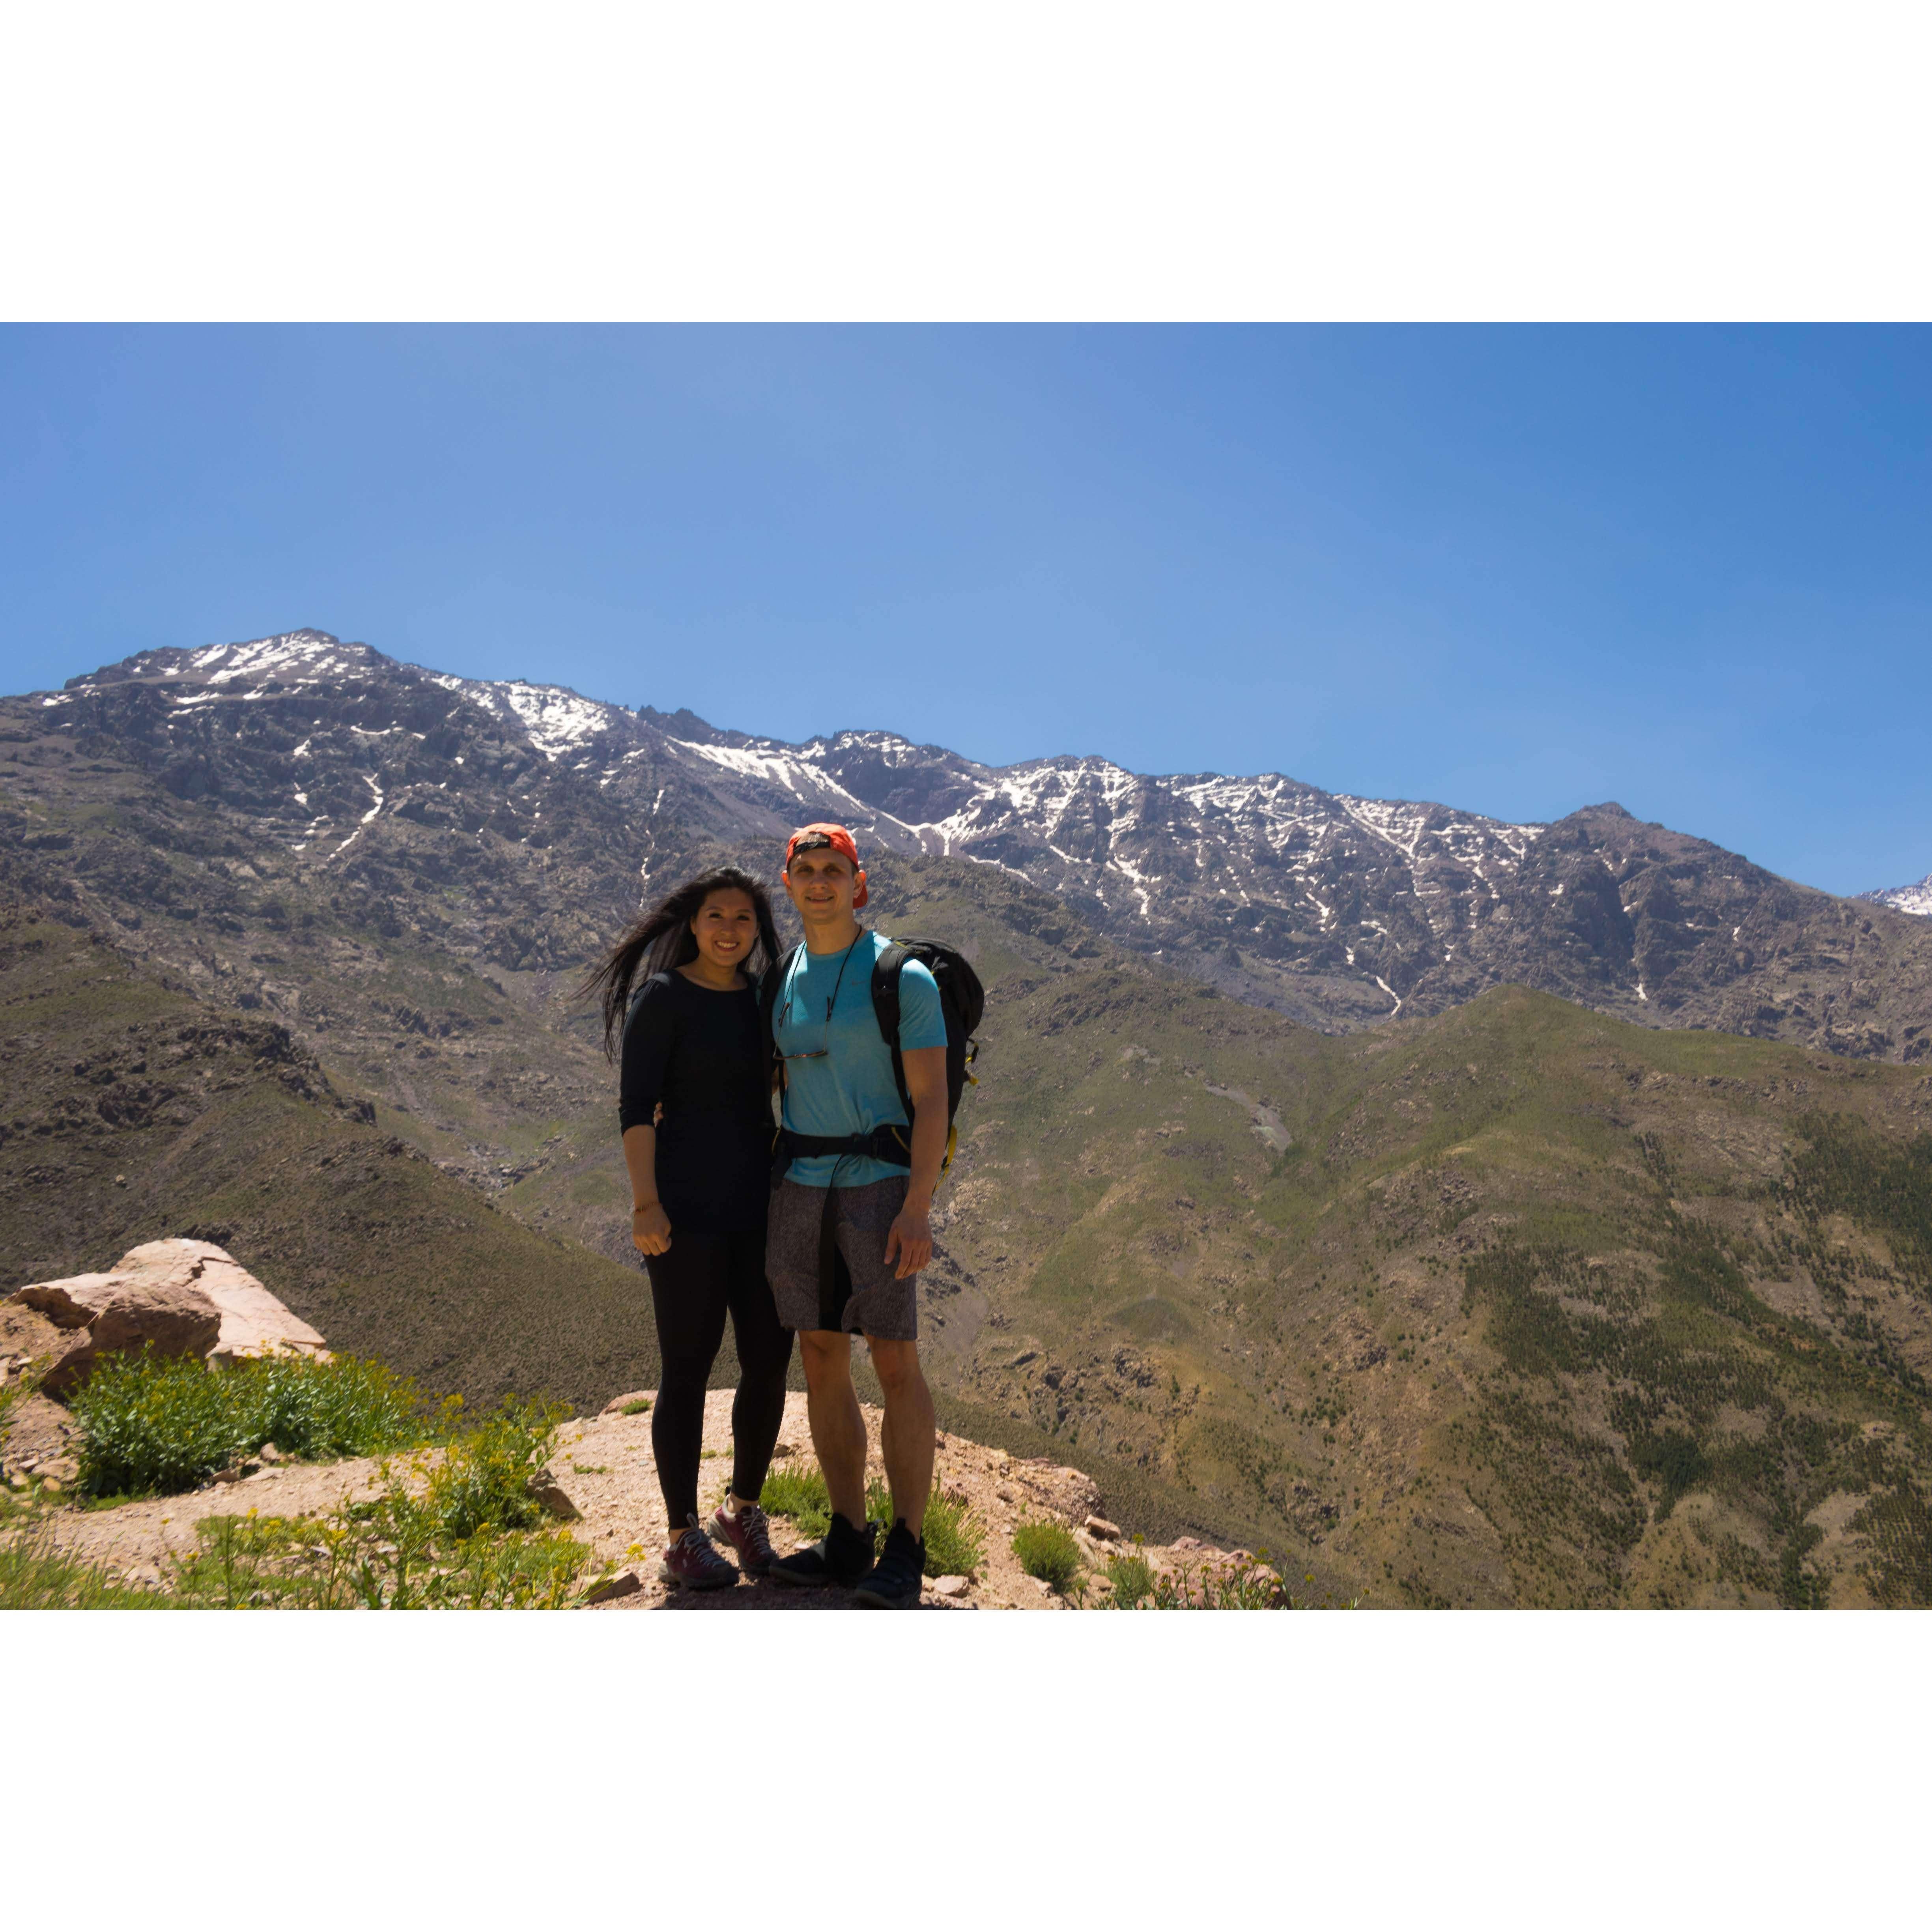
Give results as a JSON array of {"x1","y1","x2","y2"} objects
[
  {"x1": 1861, "y1": 874, "x2": 1932, "y2": 919},
  {"x1": 36, "y1": 628, "x2": 1932, "y2": 1056}
]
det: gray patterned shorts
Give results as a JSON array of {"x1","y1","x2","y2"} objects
[{"x1": 766, "y1": 1174, "x2": 918, "y2": 1340}]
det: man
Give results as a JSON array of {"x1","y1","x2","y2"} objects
[{"x1": 764, "y1": 823, "x2": 949, "y2": 1608}]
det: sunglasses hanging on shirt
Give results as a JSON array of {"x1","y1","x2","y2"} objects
[{"x1": 777, "y1": 932, "x2": 863, "y2": 1062}]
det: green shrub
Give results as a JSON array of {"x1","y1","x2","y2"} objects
[
  {"x1": 69, "y1": 1349, "x2": 431, "y2": 1500},
  {"x1": 415, "y1": 1396, "x2": 563, "y2": 1540},
  {"x1": 1012, "y1": 1518, "x2": 1084, "y2": 1596},
  {"x1": 619, "y1": 1398, "x2": 653, "y2": 1416},
  {"x1": 237, "y1": 1353, "x2": 426, "y2": 1462},
  {"x1": 71, "y1": 1352, "x2": 253, "y2": 1498}
]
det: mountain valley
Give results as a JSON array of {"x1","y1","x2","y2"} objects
[{"x1": 6, "y1": 628, "x2": 1932, "y2": 1605}]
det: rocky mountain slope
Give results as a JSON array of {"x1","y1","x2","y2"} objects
[{"x1": 11, "y1": 628, "x2": 1931, "y2": 1062}]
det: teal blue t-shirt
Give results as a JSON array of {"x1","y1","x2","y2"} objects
[{"x1": 775, "y1": 930, "x2": 947, "y2": 1187}]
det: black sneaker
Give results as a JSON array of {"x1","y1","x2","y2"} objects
[
  {"x1": 853, "y1": 1520, "x2": 926, "y2": 1609},
  {"x1": 769, "y1": 1510, "x2": 877, "y2": 1589}
]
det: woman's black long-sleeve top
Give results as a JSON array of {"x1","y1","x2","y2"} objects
[{"x1": 619, "y1": 970, "x2": 772, "y2": 1234}]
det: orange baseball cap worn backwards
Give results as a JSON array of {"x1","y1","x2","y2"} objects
[{"x1": 785, "y1": 822, "x2": 868, "y2": 907}]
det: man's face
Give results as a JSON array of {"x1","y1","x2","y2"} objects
[{"x1": 784, "y1": 845, "x2": 861, "y2": 923}]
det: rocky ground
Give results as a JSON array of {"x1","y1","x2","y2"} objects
[{"x1": 6, "y1": 1385, "x2": 1276, "y2": 1609}]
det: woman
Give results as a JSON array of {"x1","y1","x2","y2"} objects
[{"x1": 581, "y1": 865, "x2": 791, "y2": 1590}]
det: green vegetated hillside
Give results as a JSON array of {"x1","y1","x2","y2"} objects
[
  {"x1": 8, "y1": 843, "x2": 1932, "y2": 1608},
  {"x1": 0, "y1": 904, "x2": 663, "y2": 1413},
  {"x1": 859, "y1": 863, "x2": 1932, "y2": 1608}
]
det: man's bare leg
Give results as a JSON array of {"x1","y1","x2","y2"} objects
[
  {"x1": 799, "y1": 1328, "x2": 867, "y2": 1525},
  {"x1": 867, "y1": 1336, "x2": 934, "y2": 1536}
]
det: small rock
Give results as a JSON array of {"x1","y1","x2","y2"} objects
[
  {"x1": 6, "y1": 1472, "x2": 27, "y2": 1491},
  {"x1": 600, "y1": 1389, "x2": 656, "y2": 1416},
  {"x1": 257, "y1": 1441, "x2": 283, "y2": 1464},
  {"x1": 527, "y1": 1469, "x2": 582, "y2": 1521},
  {"x1": 40, "y1": 1478, "x2": 63, "y2": 1498},
  {"x1": 771, "y1": 1441, "x2": 796, "y2": 1458},
  {"x1": 583, "y1": 1570, "x2": 643, "y2": 1605},
  {"x1": 930, "y1": 1575, "x2": 970, "y2": 1598},
  {"x1": 1084, "y1": 1515, "x2": 1122, "y2": 1541}
]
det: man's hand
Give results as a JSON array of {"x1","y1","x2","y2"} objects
[
  {"x1": 884, "y1": 1201, "x2": 933, "y2": 1280},
  {"x1": 632, "y1": 1202, "x2": 673, "y2": 1256}
]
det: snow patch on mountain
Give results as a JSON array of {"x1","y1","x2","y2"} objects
[{"x1": 1860, "y1": 874, "x2": 1932, "y2": 918}]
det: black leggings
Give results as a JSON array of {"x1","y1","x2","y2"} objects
[{"x1": 642, "y1": 1224, "x2": 793, "y2": 1531}]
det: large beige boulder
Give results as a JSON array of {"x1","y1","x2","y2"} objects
[
  {"x1": 33, "y1": 1282, "x2": 222, "y2": 1399},
  {"x1": 7, "y1": 1239, "x2": 328, "y2": 1399},
  {"x1": 117, "y1": 1241, "x2": 329, "y2": 1366}
]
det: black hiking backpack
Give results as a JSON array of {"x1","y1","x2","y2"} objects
[{"x1": 761, "y1": 935, "x2": 984, "y2": 1173}]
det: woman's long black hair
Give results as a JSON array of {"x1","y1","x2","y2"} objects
[{"x1": 579, "y1": 865, "x2": 784, "y2": 1057}]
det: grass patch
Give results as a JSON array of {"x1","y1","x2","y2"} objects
[
  {"x1": 618, "y1": 1398, "x2": 652, "y2": 1416},
  {"x1": 760, "y1": 1463, "x2": 833, "y2": 1540},
  {"x1": 1012, "y1": 1517, "x2": 1084, "y2": 1596},
  {"x1": 762, "y1": 1465, "x2": 988, "y2": 1578},
  {"x1": 864, "y1": 1477, "x2": 986, "y2": 1578},
  {"x1": 170, "y1": 1396, "x2": 603, "y2": 1608},
  {"x1": 1103, "y1": 1550, "x2": 1157, "y2": 1607},
  {"x1": 2, "y1": 1392, "x2": 608, "y2": 1610},
  {"x1": 0, "y1": 1371, "x2": 30, "y2": 1436},
  {"x1": 68, "y1": 1349, "x2": 432, "y2": 1501},
  {"x1": 917, "y1": 1485, "x2": 987, "y2": 1579},
  {"x1": 0, "y1": 1534, "x2": 179, "y2": 1609}
]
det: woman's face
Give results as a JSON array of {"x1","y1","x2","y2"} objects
[{"x1": 689, "y1": 888, "x2": 759, "y2": 973}]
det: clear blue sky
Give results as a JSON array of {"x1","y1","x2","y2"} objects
[{"x1": 2, "y1": 325, "x2": 1927, "y2": 895}]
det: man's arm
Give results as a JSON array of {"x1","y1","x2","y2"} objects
[{"x1": 884, "y1": 1044, "x2": 948, "y2": 1280}]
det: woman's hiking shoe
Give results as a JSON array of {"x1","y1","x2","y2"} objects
[
  {"x1": 659, "y1": 1521, "x2": 739, "y2": 1591},
  {"x1": 769, "y1": 1510, "x2": 876, "y2": 1589},
  {"x1": 708, "y1": 1501, "x2": 777, "y2": 1577},
  {"x1": 853, "y1": 1521, "x2": 927, "y2": 1609}
]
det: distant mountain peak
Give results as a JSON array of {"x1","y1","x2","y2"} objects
[{"x1": 1860, "y1": 873, "x2": 1932, "y2": 918}]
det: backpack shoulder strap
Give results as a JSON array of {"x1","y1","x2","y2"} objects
[{"x1": 870, "y1": 938, "x2": 913, "y2": 1122}]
